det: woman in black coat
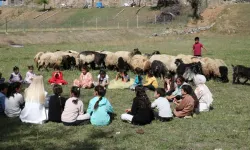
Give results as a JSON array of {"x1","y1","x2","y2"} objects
[{"x1": 121, "y1": 86, "x2": 154, "y2": 125}]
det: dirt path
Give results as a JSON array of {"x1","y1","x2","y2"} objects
[{"x1": 187, "y1": 5, "x2": 225, "y2": 27}]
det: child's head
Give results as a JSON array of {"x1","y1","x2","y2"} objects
[
  {"x1": 176, "y1": 76, "x2": 185, "y2": 87},
  {"x1": 7, "y1": 82, "x2": 21, "y2": 98},
  {"x1": 181, "y1": 84, "x2": 193, "y2": 96},
  {"x1": 154, "y1": 88, "x2": 166, "y2": 98},
  {"x1": 99, "y1": 70, "x2": 106, "y2": 78},
  {"x1": 0, "y1": 83, "x2": 9, "y2": 95},
  {"x1": 147, "y1": 70, "x2": 154, "y2": 77},
  {"x1": 164, "y1": 73, "x2": 174, "y2": 83},
  {"x1": 53, "y1": 84, "x2": 63, "y2": 96},
  {"x1": 13, "y1": 66, "x2": 19, "y2": 74},
  {"x1": 195, "y1": 37, "x2": 199, "y2": 43},
  {"x1": 28, "y1": 65, "x2": 34, "y2": 72},
  {"x1": 94, "y1": 85, "x2": 106, "y2": 110},
  {"x1": 81, "y1": 65, "x2": 89, "y2": 75},
  {"x1": 135, "y1": 86, "x2": 151, "y2": 109},
  {"x1": 135, "y1": 68, "x2": 143, "y2": 76},
  {"x1": 54, "y1": 65, "x2": 60, "y2": 72},
  {"x1": 70, "y1": 86, "x2": 80, "y2": 98}
]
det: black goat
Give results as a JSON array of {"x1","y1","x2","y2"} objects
[
  {"x1": 151, "y1": 60, "x2": 167, "y2": 79},
  {"x1": 175, "y1": 59, "x2": 203, "y2": 76},
  {"x1": 232, "y1": 65, "x2": 250, "y2": 84}
]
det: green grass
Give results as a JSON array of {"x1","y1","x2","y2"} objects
[
  {"x1": 1, "y1": 3, "x2": 250, "y2": 150},
  {"x1": 0, "y1": 34, "x2": 250, "y2": 150}
]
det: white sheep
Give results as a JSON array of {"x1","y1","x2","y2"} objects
[
  {"x1": 99, "y1": 51, "x2": 118, "y2": 69},
  {"x1": 129, "y1": 55, "x2": 151, "y2": 72},
  {"x1": 149, "y1": 54, "x2": 177, "y2": 72}
]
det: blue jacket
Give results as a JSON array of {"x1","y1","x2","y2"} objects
[
  {"x1": 87, "y1": 96, "x2": 113, "y2": 126},
  {"x1": 0, "y1": 92, "x2": 6, "y2": 114},
  {"x1": 134, "y1": 75, "x2": 143, "y2": 86}
]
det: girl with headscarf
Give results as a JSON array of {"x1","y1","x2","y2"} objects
[
  {"x1": 193, "y1": 74, "x2": 213, "y2": 112},
  {"x1": 20, "y1": 76, "x2": 48, "y2": 124}
]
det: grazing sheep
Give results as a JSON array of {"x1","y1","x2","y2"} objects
[
  {"x1": 78, "y1": 51, "x2": 106, "y2": 70},
  {"x1": 34, "y1": 52, "x2": 45, "y2": 67},
  {"x1": 150, "y1": 60, "x2": 167, "y2": 79},
  {"x1": 232, "y1": 65, "x2": 250, "y2": 84},
  {"x1": 149, "y1": 54, "x2": 177, "y2": 72},
  {"x1": 176, "y1": 54, "x2": 194, "y2": 64},
  {"x1": 38, "y1": 52, "x2": 61, "y2": 71},
  {"x1": 117, "y1": 57, "x2": 130, "y2": 72},
  {"x1": 115, "y1": 49, "x2": 141, "y2": 63},
  {"x1": 144, "y1": 51, "x2": 161, "y2": 58},
  {"x1": 129, "y1": 55, "x2": 151, "y2": 73},
  {"x1": 99, "y1": 51, "x2": 118, "y2": 70}
]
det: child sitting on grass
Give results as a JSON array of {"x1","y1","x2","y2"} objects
[
  {"x1": 121, "y1": 86, "x2": 154, "y2": 125},
  {"x1": 151, "y1": 88, "x2": 173, "y2": 122},
  {"x1": 87, "y1": 85, "x2": 114, "y2": 126},
  {"x1": 73, "y1": 65, "x2": 93, "y2": 89},
  {"x1": 173, "y1": 85, "x2": 198, "y2": 118},
  {"x1": 48, "y1": 65, "x2": 68, "y2": 85},
  {"x1": 4, "y1": 82, "x2": 24, "y2": 117},
  {"x1": 0, "y1": 83, "x2": 8, "y2": 115},
  {"x1": 24, "y1": 65, "x2": 36, "y2": 84},
  {"x1": 9, "y1": 66, "x2": 23, "y2": 83},
  {"x1": 94, "y1": 70, "x2": 109, "y2": 88},
  {"x1": 48, "y1": 84, "x2": 67, "y2": 123},
  {"x1": 116, "y1": 69, "x2": 130, "y2": 82},
  {"x1": 130, "y1": 68, "x2": 143, "y2": 90},
  {"x1": 61, "y1": 86, "x2": 90, "y2": 126},
  {"x1": 143, "y1": 70, "x2": 158, "y2": 91},
  {"x1": 0, "y1": 72, "x2": 5, "y2": 84},
  {"x1": 164, "y1": 73, "x2": 176, "y2": 96}
]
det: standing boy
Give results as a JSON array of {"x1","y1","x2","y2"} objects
[{"x1": 193, "y1": 37, "x2": 207, "y2": 57}]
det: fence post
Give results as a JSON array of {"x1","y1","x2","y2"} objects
[
  {"x1": 117, "y1": 22, "x2": 119, "y2": 29},
  {"x1": 5, "y1": 17, "x2": 7, "y2": 33},
  {"x1": 155, "y1": 14, "x2": 157, "y2": 24},
  {"x1": 82, "y1": 18, "x2": 84, "y2": 31},
  {"x1": 137, "y1": 15, "x2": 139, "y2": 28},
  {"x1": 96, "y1": 17, "x2": 97, "y2": 30},
  {"x1": 127, "y1": 19, "x2": 129, "y2": 29}
]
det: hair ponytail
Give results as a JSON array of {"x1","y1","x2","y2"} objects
[
  {"x1": 93, "y1": 85, "x2": 105, "y2": 110},
  {"x1": 71, "y1": 86, "x2": 80, "y2": 104}
]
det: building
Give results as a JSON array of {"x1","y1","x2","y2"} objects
[{"x1": 0, "y1": 0, "x2": 23, "y2": 6}]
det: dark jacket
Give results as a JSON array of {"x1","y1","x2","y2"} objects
[
  {"x1": 48, "y1": 95, "x2": 66, "y2": 122},
  {"x1": 128, "y1": 97, "x2": 154, "y2": 125}
]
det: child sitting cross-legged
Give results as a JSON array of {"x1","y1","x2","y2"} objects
[
  {"x1": 48, "y1": 65, "x2": 68, "y2": 85},
  {"x1": 143, "y1": 70, "x2": 158, "y2": 91},
  {"x1": 151, "y1": 88, "x2": 173, "y2": 122},
  {"x1": 61, "y1": 86, "x2": 90, "y2": 126},
  {"x1": 87, "y1": 85, "x2": 114, "y2": 126}
]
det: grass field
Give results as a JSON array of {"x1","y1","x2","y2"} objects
[{"x1": 0, "y1": 3, "x2": 250, "y2": 150}]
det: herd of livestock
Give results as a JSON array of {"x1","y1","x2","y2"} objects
[{"x1": 34, "y1": 49, "x2": 250, "y2": 84}]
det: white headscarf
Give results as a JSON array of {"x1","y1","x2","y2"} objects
[
  {"x1": 24, "y1": 75, "x2": 45, "y2": 104},
  {"x1": 194, "y1": 74, "x2": 213, "y2": 106}
]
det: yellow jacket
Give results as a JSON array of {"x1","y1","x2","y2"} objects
[{"x1": 143, "y1": 75, "x2": 158, "y2": 88}]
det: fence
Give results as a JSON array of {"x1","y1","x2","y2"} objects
[{"x1": 0, "y1": 8, "x2": 190, "y2": 33}]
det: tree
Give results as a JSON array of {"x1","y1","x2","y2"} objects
[
  {"x1": 36, "y1": 0, "x2": 49, "y2": 11},
  {"x1": 156, "y1": 0, "x2": 179, "y2": 8},
  {"x1": 188, "y1": 0, "x2": 201, "y2": 19}
]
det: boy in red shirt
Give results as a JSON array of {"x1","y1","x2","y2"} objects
[{"x1": 193, "y1": 37, "x2": 207, "y2": 57}]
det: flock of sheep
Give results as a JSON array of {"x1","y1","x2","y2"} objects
[{"x1": 34, "y1": 49, "x2": 230, "y2": 83}]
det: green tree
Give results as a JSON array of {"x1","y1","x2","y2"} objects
[
  {"x1": 188, "y1": 0, "x2": 201, "y2": 19},
  {"x1": 36, "y1": 0, "x2": 49, "y2": 11}
]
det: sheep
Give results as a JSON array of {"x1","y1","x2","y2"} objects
[
  {"x1": 128, "y1": 55, "x2": 151, "y2": 73},
  {"x1": 176, "y1": 54, "x2": 194, "y2": 64},
  {"x1": 117, "y1": 57, "x2": 130, "y2": 72},
  {"x1": 114, "y1": 49, "x2": 141, "y2": 63},
  {"x1": 38, "y1": 52, "x2": 61, "y2": 71},
  {"x1": 232, "y1": 65, "x2": 250, "y2": 84},
  {"x1": 195, "y1": 57, "x2": 229, "y2": 82},
  {"x1": 149, "y1": 54, "x2": 177, "y2": 72},
  {"x1": 99, "y1": 51, "x2": 119, "y2": 70},
  {"x1": 150, "y1": 60, "x2": 167, "y2": 79},
  {"x1": 34, "y1": 52, "x2": 44, "y2": 67},
  {"x1": 143, "y1": 51, "x2": 161, "y2": 58},
  {"x1": 78, "y1": 51, "x2": 106, "y2": 70}
]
